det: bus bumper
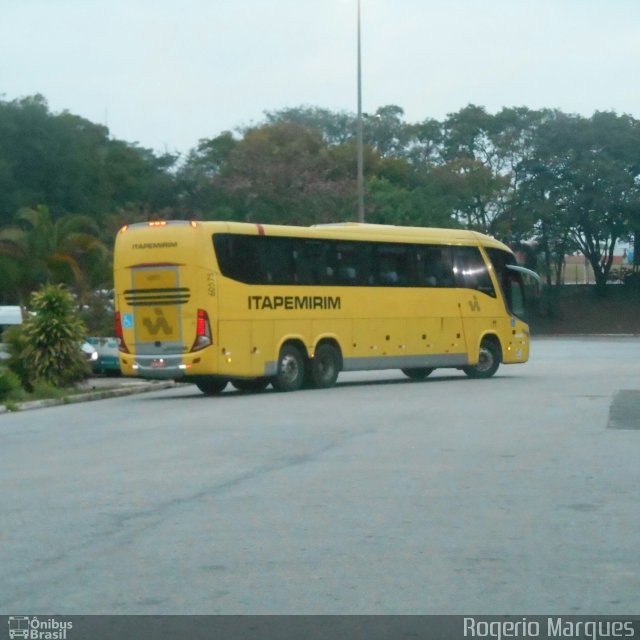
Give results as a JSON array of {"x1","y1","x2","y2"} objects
[
  {"x1": 502, "y1": 324, "x2": 530, "y2": 364},
  {"x1": 120, "y1": 353, "x2": 187, "y2": 380}
]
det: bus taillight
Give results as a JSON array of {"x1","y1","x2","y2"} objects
[
  {"x1": 191, "y1": 309, "x2": 212, "y2": 352},
  {"x1": 114, "y1": 311, "x2": 130, "y2": 353}
]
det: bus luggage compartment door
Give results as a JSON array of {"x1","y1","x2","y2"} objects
[{"x1": 125, "y1": 265, "x2": 189, "y2": 373}]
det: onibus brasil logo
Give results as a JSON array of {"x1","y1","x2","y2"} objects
[{"x1": 8, "y1": 617, "x2": 73, "y2": 640}]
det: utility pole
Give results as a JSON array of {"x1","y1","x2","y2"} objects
[{"x1": 356, "y1": 0, "x2": 365, "y2": 222}]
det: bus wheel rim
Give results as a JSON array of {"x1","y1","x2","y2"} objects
[
  {"x1": 281, "y1": 354, "x2": 299, "y2": 382},
  {"x1": 318, "y1": 355, "x2": 332, "y2": 379},
  {"x1": 478, "y1": 347, "x2": 493, "y2": 371}
]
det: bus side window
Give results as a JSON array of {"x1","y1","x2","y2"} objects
[
  {"x1": 258, "y1": 237, "x2": 297, "y2": 284},
  {"x1": 375, "y1": 243, "x2": 410, "y2": 286},
  {"x1": 414, "y1": 247, "x2": 433, "y2": 286},
  {"x1": 435, "y1": 248, "x2": 456, "y2": 287},
  {"x1": 296, "y1": 239, "x2": 328, "y2": 285},
  {"x1": 292, "y1": 241, "x2": 311, "y2": 285},
  {"x1": 416, "y1": 245, "x2": 455, "y2": 287},
  {"x1": 214, "y1": 234, "x2": 260, "y2": 283},
  {"x1": 332, "y1": 242, "x2": 362, "y2": 285}
]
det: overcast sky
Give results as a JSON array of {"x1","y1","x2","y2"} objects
[{"x1": 2, "y1": 0, "x2": 639, "y2": 155}]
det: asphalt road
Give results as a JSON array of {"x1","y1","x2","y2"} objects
[{"x1": 1, "y1": 336, "x2": 639, "y2": 614}]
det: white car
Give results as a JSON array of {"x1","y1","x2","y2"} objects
[{"x1": 81, "y1": 341, "x2": 99, "y2": 363}]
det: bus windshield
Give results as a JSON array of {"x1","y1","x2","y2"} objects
[{"x1": 485, "y1": 248, "x2": 540, "y2": 320}]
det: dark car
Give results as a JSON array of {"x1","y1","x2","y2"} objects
[{"x1": 86, "y1": 337, "x2": 121, "y2": 376}]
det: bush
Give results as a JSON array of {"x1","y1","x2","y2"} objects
[
  {"x1": 2, "y1": 324, "x2": 34, "y2": 392},
  {"x1": 0, "y1": 367, "x2": 20, "y2": 401},
  {"x1": 624, "y1": 271, "x2": 640, "y2": 291},
  {"x1": 22, "y1": 284, "x2": 90, "y2": 388}
]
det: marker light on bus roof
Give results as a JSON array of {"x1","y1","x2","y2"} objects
[{"x1": 149, "y1": 220, "x2": 168, "y2": 227}]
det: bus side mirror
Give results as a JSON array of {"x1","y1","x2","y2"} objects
[{"x1": 507, "y1": 265, "x2": 542, "y2": 293}]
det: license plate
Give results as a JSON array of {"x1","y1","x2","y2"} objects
[{"x1": 150, "y1": 359, "x2": 166, "y2": 369}]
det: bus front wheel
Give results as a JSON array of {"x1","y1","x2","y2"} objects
[
  {"x1": 196, "y1": 378, "x2": 228, "y2": 395},
  {"x1": 273, "y1": 344, "x2": 306, "y2": 392},
  {"x1": 311, "y1": 344, "x2": 341, "y2": 389},
  {"x1": 463, "y1": 340, "x2": 501, "y2": 379}
]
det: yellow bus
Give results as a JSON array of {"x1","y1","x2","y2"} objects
[{"x1": 113, "y1": 220, "x2": 539, "y2": 394}]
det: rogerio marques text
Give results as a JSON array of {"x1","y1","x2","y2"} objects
[{"x1": 463, "y1": 617, "x2": 635, "y2": 640}]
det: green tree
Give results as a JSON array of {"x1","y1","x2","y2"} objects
[
  {"x1": 514, "y1": 116, "x2": 576, "y2": 286},
  {"x1": 264, "y1": 106, "x2": 355, "y2": 145},
  {"x1": 216, "y1": 122, "x2": 357, "y2": 224},
  {"x1": 2, "y1": 324, "x2": 33, "y2": 392},
  {"x1": 363, "y1": 105, "x2": 411, "y2": 158},
  {"x1": 486, "y1": 107, "x2": 552, "y2": 240},
  {"x1": 427, "y1": 157, "x2": 508, "y2": 233},
  {"x1": 520, "y1": 112, "x2": 640, "y2": 292},
  {"x1": 0, "y1": 205, "x2": 107, "y2": 306},
  {"x1": 367, "y1": 175, "x2": 458, "y2": 228},
  {"x1": 438, "y1": 105, "x2": 552, "y2": 239},
  {"x1": 0, "y1": 94, "x2": 179, "y2": 226},
  {"x1": 177, "y1": 132, "x2": 239, "y2": 219},
  {"x1": 406, "y1": 117, "x2": 444, "y2": 167}
]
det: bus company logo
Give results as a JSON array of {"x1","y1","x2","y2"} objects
[
  {"x1": 132, "y1": 242, "x2": 178, "y2": 250},
  {"x1": 248, "y1": 295, "x2": 341, "y2": 311},
  {"x1": 468, "y1": 295, "x2": 481, "y2": 312},
  {"x1": 7, "y1": 617, "x2": 73, "y2": 640},
  {"x1": 142, "y1": 308, "x2": 173, "y2": 336}
]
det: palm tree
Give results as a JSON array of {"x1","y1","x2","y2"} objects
[{"x1": 0, "y1": 205, "x2": 107, "y2": 308}]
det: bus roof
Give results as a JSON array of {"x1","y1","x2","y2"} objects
[
  {"x1": 185, "y1": 220, "x2": 513, "y2": 252},
  {"x1": 120, "y1": 220, "x2": 513, "y2": 252}
]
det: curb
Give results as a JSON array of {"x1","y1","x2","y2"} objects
[{"x1": 0, "y1": 380, "x2": 178, "y2": 415}]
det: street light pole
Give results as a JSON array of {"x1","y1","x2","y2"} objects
[{"x1": 356, "y1": 0, "x2": 365, "y2": 222}]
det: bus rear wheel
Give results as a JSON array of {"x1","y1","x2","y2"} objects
[
  {"x1": 463, "y1": 339, "x2": 501, "y2": 379},
  {"x1": 196, "y1": 378, "x2": 228, "y2": 395},
  {"x1": 272, "y1": 344, "x2": 306, "y2": 392},
  {"x1": 401, "y1": 367, "x2": 434, "y2": 380},
  {"x1": 231, "y1": 377, "x2": 270, "y2": 393},
  {"x1": 311, "y1": 344, "x2": 341, "y2": 389}
]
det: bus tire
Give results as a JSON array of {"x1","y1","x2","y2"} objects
[
  {"x1": 401, "y1": 367, "x2": 434, "y2": 380},
  {"x1": 231, "y1": 377, "x2": 270, "y2": 393},
  {"x1": 273, "y1": 344, "x2": 306, "y2": 392},
  {"x1": 463, "y1": 339, "x2": 501, "y2": 379},
  {"x1": 311, "y1": 343, "x2": 341, "y2": 389},
  {"x1": 196, "y1": 378, "x2": 228, "y2": 395}
]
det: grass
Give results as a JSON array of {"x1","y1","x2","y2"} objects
[{"x1": 1, "y1": 378, "x2": 96, "y2": 410}]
